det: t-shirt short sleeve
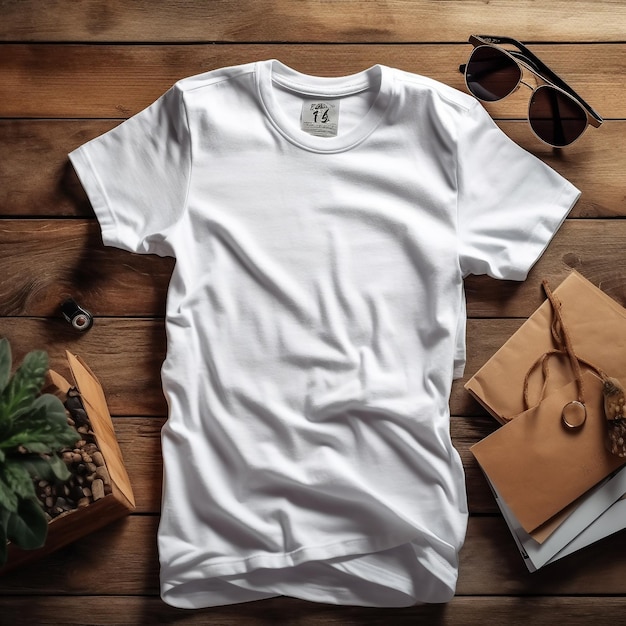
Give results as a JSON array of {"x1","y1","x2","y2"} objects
[
  {"x1": 456, "y1": 101, "x2": 581, "y2": 280},
  {"x1": 69, "y1": 85, "x2": 191, "y2": 256}
]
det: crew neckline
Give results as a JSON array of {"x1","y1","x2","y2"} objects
[{"x1": 256, "y1": 60, "x2": 393, "y2": 153}]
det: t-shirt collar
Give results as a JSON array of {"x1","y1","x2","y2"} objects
[{"x1": 256, "y1": 59, "x2": 393, "y2": 153}]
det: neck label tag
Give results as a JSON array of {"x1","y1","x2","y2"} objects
[{"x1": 301, "y1": 101, "x2": 339, "y2": 137}]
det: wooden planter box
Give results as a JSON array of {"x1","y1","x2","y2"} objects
[{"x1": 0, "y1": 351, "x2": 135, "y2": 575}]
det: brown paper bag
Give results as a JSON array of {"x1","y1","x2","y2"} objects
[
  {"x1": 471, "y1": 372, "x2": 625, "y2": 536},
  {"x1": 466, "y1": 270, "x2": 626, "y2": 535}
]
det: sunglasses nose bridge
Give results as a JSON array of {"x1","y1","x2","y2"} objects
[{"x1": 518, "y1": 78, "x2": 535, "y2": 92}]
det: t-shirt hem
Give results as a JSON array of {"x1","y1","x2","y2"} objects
[
  {"x1": 164, "y1": 533, "x2": 399, "y2": 581},
  {"x1": 160, "y1": 532, "x2": 458, "y2": 609}
]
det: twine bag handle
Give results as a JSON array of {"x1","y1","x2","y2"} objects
[{"x1": 521, "y1": 279, "x2": 626, "y2": 457}]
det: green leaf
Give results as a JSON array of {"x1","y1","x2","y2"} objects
[
  {"x1": 6, "y1": 498, "x2": 48, "y2": 550},
  {"x1": 1, "y1": 459, "x2": 37, "y2": 502},
  {"x1": 0, "y1": 338, "x2": 11, "y2": 396},
  {"x1": 0, "y1": 394, "x2": 79, "y2": 454},
  {"x1": 0, "y1": 349, "x2": 48, "y2": 424},
  {"x1": 0, "y1": 473, "x2": 19, "y2": 513}
]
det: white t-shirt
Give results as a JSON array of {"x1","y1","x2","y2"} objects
[{"x1": 69, "y1": 60, "x2": 580, "y2": 608}]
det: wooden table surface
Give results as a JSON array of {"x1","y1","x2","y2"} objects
[{"x1": 1, "y1": 2, "x2": 625, "y2": 624}]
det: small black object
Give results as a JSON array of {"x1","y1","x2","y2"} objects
[{"x1": 61, "y1": 297, "x2": 93, "y2": 332}]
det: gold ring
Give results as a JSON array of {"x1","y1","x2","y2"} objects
[{"x1": 562, "y1": 400, "x2": 587, "y2": 429}]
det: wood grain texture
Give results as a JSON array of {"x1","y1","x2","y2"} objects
[
  {"x1": 0, "y1": 318, "x2": 168, "y2": 415},
  {"x1": 2, "y1": 515, "x2": 626, "y2": 597},
  {"x1": 0, "y1": 44, "x2": 621, "y2": 119},
  {"x1": 0, "y1": 220, "x2": 173, "y2": 317},
  {"x1": 1, "y1": 596, "x2": 626, "y2": 626},
  {"x1": 1, "y1": 0, "x2": 624, "y2": 43},
  {"x1": 2, "y1": 121, "x2": 624, "y2": 219}
]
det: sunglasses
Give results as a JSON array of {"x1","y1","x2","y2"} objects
[{"x1": 459, "y1": 35, "x2": 603, "y2": 147}]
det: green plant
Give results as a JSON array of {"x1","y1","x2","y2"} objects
[{"x1": 0, "y1": 338, "x2": 79, "y2": 566}]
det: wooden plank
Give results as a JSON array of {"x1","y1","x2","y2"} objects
[
  {"x1": 1, "y1": 595, "x2": 626, "y2": 626},
  {"x1": 1, "y1": 220, "x2": 625, "y2": 318},
  {"x1": 458, "y1": 517, "x2": 626, "y2": 596},
  {"x1": 0, "y1": 220, "x2": 174, "y2": 317},
  {"x1": 114, "y1": 418, "x2": 164, "y2": 515},
  {"x1": 0, "y1": 318, "x2": 168, "y2": 416},
  {"x1": 0, "y1": 44, "x2": 619, "y2": 119},
  {"x1": 2, "y1": 120, "x2": 624, "y2": 219},
  {"x1": 1, "y1": 0, "x2": 624, "y2": 43},
  {"x1": 2, "y1": 515, "x2": 626, "y2": 596},
  {"x1": 0, "y1": 120, "x2": 112, "y2": 218}
]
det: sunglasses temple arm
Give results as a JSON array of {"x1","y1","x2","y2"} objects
[{"x1": 474, "y1": 35, "x2": 603, "y2": 124}]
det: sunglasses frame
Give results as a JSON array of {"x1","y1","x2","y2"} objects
[{"x1": 459, "y1": 35, "x2": 603, "y2": 147}]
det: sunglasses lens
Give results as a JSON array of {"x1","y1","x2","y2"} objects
[
  {"x1": 529, "y1": 85, "x2": 588, "y2": 146},
  {"x1": 465, "y1": 46, "x2": 521, "y2": 102}
]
